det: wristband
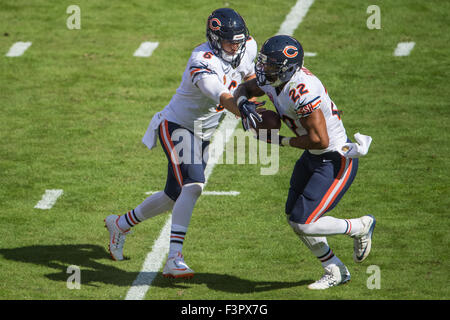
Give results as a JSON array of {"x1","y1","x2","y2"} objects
[{"x1": 237, "y1": 96, "x2": 247, "y2": 107}]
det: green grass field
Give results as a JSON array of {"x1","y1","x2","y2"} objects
[{"x1": 0, "y1": 0, "x2": 449, "y2": 301}]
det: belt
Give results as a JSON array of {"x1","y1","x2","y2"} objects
[{"x1": 306, "y1": 150, "x2": 342, "y2": 161}]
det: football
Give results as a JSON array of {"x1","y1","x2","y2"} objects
[
  {"x1": 253, "y1": 109, "x2": 281, "y2": 131},
  {"x1": 252, "y1": 109, "x2": 281, "y2": 143}
]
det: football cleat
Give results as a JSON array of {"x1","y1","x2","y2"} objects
[
  {"x1": 104, "y1": 214, "x2": 131, "y2": 261},
  {"x1": 162, "y1": 252, "x2": 194, "y2": 279},
  {"x1": 308, "y1": 264, "x2": 351, "y2": 290},
  {"x1": 353, "y1": 215, "x2": 376, "y2": 263}
]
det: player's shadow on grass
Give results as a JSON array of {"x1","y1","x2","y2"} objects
[
  {"x1": 0, "y1": 244, "x2": 310, "y2": 292},
  {"x1": 151, "y1": 273, "x2": 311, "y2": 294},
  {"x1": 0, "y1": 244, "x2": 140, "y2": 287}
]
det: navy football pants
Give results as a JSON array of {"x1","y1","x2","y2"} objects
[
  {"x1": 286, "y1": 150, "x2": 358, "y2": 224},
  {"x1": 158, "y1": 120, "x2": 210, "y2": 201}
]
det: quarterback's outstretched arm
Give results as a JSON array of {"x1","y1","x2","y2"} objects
[
  {"x1": 219, "y1": 92, "x2": 241, "y2": 117},
  {"x1": 196, "y1": 75, "x2": 242, "y2": 117},
  {"x1": 234, "y1": 77, "x2": 265, "y2": 100},
  {"x1": 220, "y1": 75, "x2": 262, "y2": 117}
]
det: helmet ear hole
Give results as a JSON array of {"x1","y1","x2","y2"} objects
[{"x1": 286, "y1": 65, "x2": 296, "y2": 75}]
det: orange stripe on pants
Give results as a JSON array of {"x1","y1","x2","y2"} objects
[
  {"x1": 160, "y1": 121, "x2": 184, "y2": 187},
  {"x1": 316, "y1": 158, "x2": 354, "y2": 222},
  {"x1": 305, "y1": 156, "x2": 349, "y2": 224}
]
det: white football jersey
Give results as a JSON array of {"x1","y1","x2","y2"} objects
[
  {"x1": 161, "y1": 37, "x2": 257, "y2": 140},
  {"x1": 260, "y1": 67, "x2": 347, "y2": 154}
]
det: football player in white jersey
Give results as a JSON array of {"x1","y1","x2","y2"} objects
[
  {"x1": 234, "y1": 35, "x2": 376, "y2": 289},
  {"x1": 105, "y1": 8, "x2": 261, "y2": 279}
]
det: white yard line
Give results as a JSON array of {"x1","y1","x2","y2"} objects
[
  {"x1": 202, "y1": 191, "x2": 240, "y2": 196},
  {"x1": 133, "y1": 42, "x2": 159, "y2": 57},
  {"x1": 34, "y1": 189, "x2": 64, "y2": 210},
  {"x1": 394, "y1": 42, "x2": 415, "y2": 56},
  {"x1": 6, "y1": 42, "x2": 32, "y2": 57},
  {"x1": 276, "y1": 0, "x2": 315, "y2": 36},
  {"x1": 125, "y1": 0, "x2": 314, "y2": 300},
  {"x1": 124, "y1": 216, "x2": 171, "y2": 300},
  {"x1": 203, "y1": 113, "x2": 239, "y2": 186},
  {"x1": 275, "y1": 0, "x2": 316, "y2": 57}
]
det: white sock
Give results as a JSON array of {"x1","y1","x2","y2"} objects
[
  {"x1": 342, "y1": 217, "x2": 365, "y2": 237},
  {"x1": 135, "y1": 191, "x2": 174, "y2": 221},
  {"x1": 299, "y1": 236, "x2": 343, "y2": 268},
  {"x1": 318, "y1": 249, "x2": 343, "y2": 268},
  {"x1": 291, "y1": 216, "x2": 364, "y2": 237},
  {"x1": 169, "y1": 224, "x2": 187, "y2": 258},
  {"x1": 117, "y1": 209, "x2": 138, "y2": 231},
  {"x1": 168, "y1": 183, "x2": 203, "y2": 258},
  {"x1": 116, "y1": 192, "x2": 174, "y2": 232}
]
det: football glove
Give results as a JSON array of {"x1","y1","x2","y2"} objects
[
  {"x1": 339, "y1": 133, "x2": 372, "y2": 158},
  {"x1": 238, "y1": 99, "x2": 264, "y2": 131}
]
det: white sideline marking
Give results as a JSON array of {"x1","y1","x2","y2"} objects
[
  {"x1": 276, "y1": 0, "x2": 315, "y2": 36},
  {"x1": 126, "y1": 0, "x2": 314, "y2": 299},
  {"x1": 125, "y1": 112, "x2": 239, "y2": 300},
  {"x1": 133, "y1": 42, "x2": 159, "y2": 57},
  {"x1": 205, "y1": 113, "x2": 239, "y2": 185},
  {"x1": 304, "y1": 52, "x2": 317, "y2": 57},
  {"x1": 394, "y1": 42, "x2": 415, "y2": 56},
  {"x1": 34, "y1": 189, "x2": 64, "y2": 210},
  {"x1": 145, "y1": 190, "x2": 240, "y2": 196},
  {"x1": 6, "y1": 42, "x2": 32, "y2": 57}
]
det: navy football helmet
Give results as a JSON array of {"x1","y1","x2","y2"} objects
[
  {"x1": 206, "y1": 8, "x2": 249, "y2": 68},
  {"x1": 256, "y1": 35, "x2": 304, "y2": 87}
]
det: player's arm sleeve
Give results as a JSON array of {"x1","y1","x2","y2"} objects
[
  {"x1": 294, "y1": 95, "x2": 323, "y2": 118},
  {"x1": 293, "y1": 78, "x2": 327, "y2": 118},
  {"x1": 196, "y1": 75, "x2": 228, "y2": 104}
]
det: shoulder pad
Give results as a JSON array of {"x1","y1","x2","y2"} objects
[{"x1": 189, "y1": 46, "x2": 220, "y2": 82}]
